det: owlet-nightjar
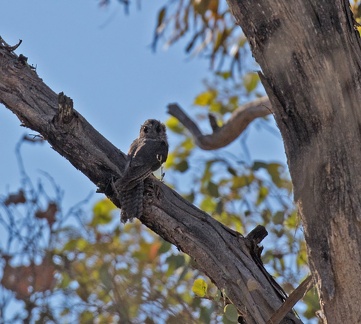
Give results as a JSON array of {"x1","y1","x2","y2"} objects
[{"x1": 118, "y1": 119, "x2": 168, "y2": 223}]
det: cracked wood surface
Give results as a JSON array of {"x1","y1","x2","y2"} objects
[{"x1": 225, "y1": 0, "x2": 361, "y2": 322}]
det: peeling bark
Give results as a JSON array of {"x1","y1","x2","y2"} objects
[{"x1": 225, "y1": 0, "x2": 361, "y2": 322}]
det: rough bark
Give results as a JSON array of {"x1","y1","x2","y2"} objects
[
  {"x1": 0, "y1": 40, "x2": 300, "y2": 323},
  {"x1": 225, "y1": 0, "x2": 361, "y2": 322}
]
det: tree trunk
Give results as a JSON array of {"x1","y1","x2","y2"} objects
[{"x1": 226, "y1": 0, "x2": 361, "y2": 322}]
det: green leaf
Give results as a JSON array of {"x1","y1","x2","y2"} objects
[
  {"x1": 227, "y1": 166, "x2": 237, "y2": 176},
  {"x1": 228, "y1": 96, "x2": 239, "y2": 110},
  {"x1": 91, "y1": 198, "x2": 115, "y2": 225},
  {"x1": 267, "y1": 163, "x2": 282, "y2": 187},
  {"x1": 99, "y1": 264, "x2": 112, "y2": 290},
  {"x1": 164, "y1": 152, "x2": 175, "y2": 168},
  {"x1": 275, "y1": 228, "x2": 285, "y2": 237},
  {"x1": 224, "y1": 304, "x2": 238, "y2": 322},
  {"x1": 62, "y1": 238, "x2": 78, "y2": 251},
  {"x1": 184, "y1": 191, "x2": 195, "y2": 203},
  {"x1": 213, "y1": 30, "x2": 224, "y2": 53},
  {"x1": 232, "y1": 174, "x2": 255, "y2": 188},
  {"x1": 222, "y1": 316, "x2": 234, "y2": 324},
  {"x1": 192, "y1": 278, "x2": 208, "y2": 297},
  {"x1": 175, "y1": 160, "x2": 189, "y2": 172},
  {"x1": 252, "y1": 161, "x2": 268, "y2": 171},
  {"x1": 58, "y1": 272, "x2": 71, "y2": 289},
  {"x1": 216, "y1": 71, "x2": 231, "y2": 80},
  {"x1": 202, "y1": 160, "x2": 214, "y2": 183},
  {"x1": 243, "y1": 73, "x2": 259, "y2": 93},
  {"x1": 214, "y1": 289, "x2": 222, "y2": 302},
  {"x1": 261, "y1": 209, "x2": 272, "y2": 222},
  {"x1": 302, "y1": 287, "x2": 321, "y2": 319},
  {"x1": 182, "y1": 137, "x2": 194, "y2": 150},
  {"x1": 158, "y1": 240, "x2": 172, "y2": 254},
  {"x1": 285, "y1": 210, "x2": 298, "y2": 229},
  {"x1": 76, "y1": 238, "x2": 88, "y2": 251},
  {"x1": 209, "y1": 101, "x2": 222, "y2": 113},
  {"x1": 166, "y1": 255, "x2": 186, "y2": 271},
  {"x1": 207, "y1": 181, "x2": 219, "y2": 197},
  {"x1": 80, "y1": 311, "x2": 94, "y2": 322},
  {"x1": 215, "y1": 200, "x2": 223, "y2": 214},
  {"x1": 273, "y1": 211, "x2": 285, "y2": 225},
  {"x1": 200, "y1": 305, "x2": 212, "y2": 323},
  {"x1": 63, "y1": 238, "x2": 88, "y2": 252},
  {"x1": 200, "y1": 196, "x2": 217, "y2": 213},
  {"x1": 257, "y1": 186, "x2": 269, "y2": 205}
]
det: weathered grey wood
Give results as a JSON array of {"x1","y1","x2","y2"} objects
[
  {"x1": 225, "y1": 0, "x2": 361, "y2": 322},
  {"x1": 0, "y1": 40, "x2": 300, "y2": 323}
]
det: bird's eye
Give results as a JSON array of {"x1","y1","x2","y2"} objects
[
  {"x1": 156, "y1": 125, "x2": 161, "y2": 133},
  {"x1": 143, "y1": 126, "x2": 148, "y2": 133}
]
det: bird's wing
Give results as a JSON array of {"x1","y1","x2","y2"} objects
[{"x1": 119, "y1": 139, "x2": 168, "y2": 190}]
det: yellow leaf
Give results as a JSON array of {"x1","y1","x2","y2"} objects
[
  {"x1": 192, "y1": 278, "x2": 208, "y2": 297},
  {"x1": 194, "y1": 90, "x2": 217, "y2": 106},
  {"x1": 165, "y1": 116, "x2": 184, "y2": 134},
  {"x1": 92, "y1": 198, "x2": 116, "y2": 225},
  {"x1": 164, "y1": 152, "x2": 175, "y2": 169}
]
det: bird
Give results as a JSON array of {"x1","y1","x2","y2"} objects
[{"x1": 117, "y1": 119, "x2": 168, "y2": 223}]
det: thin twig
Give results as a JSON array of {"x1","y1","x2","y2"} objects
[{"x1": 267, "y1": 275, "x2": 314, "y2": 324}]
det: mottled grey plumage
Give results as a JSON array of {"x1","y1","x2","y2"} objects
[{"x1": 118, "y1": 119, "x2": 168, "y2": 223}]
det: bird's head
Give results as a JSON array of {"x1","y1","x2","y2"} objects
[{"x1": 139, "y1": 119, "x2": 167, "y2": 140}]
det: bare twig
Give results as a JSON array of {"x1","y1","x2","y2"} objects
[
  {"x1": 267, "y1": 275, "x2": 314, "y2": 324},
  {"x1": 167, "y1": 97, "x2": 272, "y2": 150}
]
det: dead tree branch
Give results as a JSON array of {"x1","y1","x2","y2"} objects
[
  {"x1": 167, "y1": 97, "x2": 271, "y2": 150},
  {"x1": 0, "y1": 39, "x2": 299, "y2": 323}
]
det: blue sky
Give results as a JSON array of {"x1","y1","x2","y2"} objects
[{"x1": 1, "y1": 0, "x2": 287, "y2": 212}]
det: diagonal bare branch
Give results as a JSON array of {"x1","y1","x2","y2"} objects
[
  {"x1": 267, "y1": 275, "x2": 314, "y2": 324},
  {"x1": 0, "y1": 40, "x2": 299, "y2": 324}
]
